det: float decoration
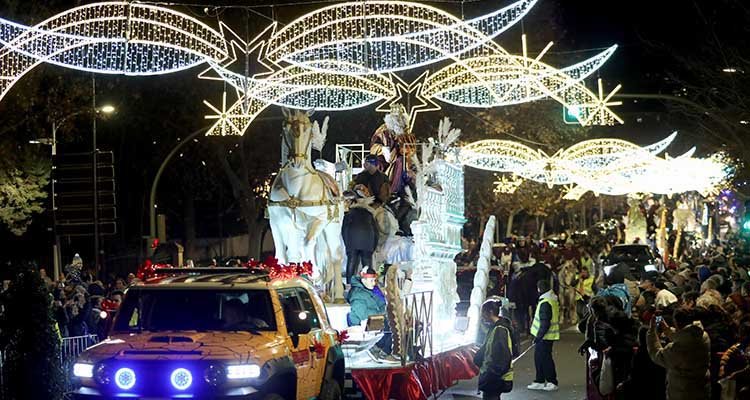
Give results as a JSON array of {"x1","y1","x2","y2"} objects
[{"x1": 246, "y1": 257, "x2": 314, "y2": 281}]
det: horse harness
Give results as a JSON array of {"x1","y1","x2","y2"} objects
[{"x1": 268, "y1": 164, "x2": 342, "y2": 222}]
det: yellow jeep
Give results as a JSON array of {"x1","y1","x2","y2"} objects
[{"x1": 71, "y1": 268, "x2": 345, "y2": 399}]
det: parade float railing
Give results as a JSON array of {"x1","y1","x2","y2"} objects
[
  {"x1": 335, "y1": 143, "x2": 368, "y2": 190},
  {"x1": 401, "y1": 290, "x2": 434, "y2": 366}
]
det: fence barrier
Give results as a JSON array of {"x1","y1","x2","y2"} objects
[{"x1": 0, "y1": 334, "x2": 99, "y2": 399}]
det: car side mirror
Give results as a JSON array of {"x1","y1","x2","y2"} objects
[{"x1": 286, "y1": 310, "x2": 312, "y2": 347}]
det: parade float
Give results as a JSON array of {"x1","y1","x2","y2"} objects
[{"x1": 1, "y1": 0, "x2": 635, "y2": 397}]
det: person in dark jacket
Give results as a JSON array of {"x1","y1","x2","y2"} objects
[
  {"x1": 342, "y1": 189, "x2": 379, "y2": 284},
  {"x1": 622, "y1": 326, "x2": 666, "y2": 400},
  {"x1": 351, "y1": 155, "x2": 391, "y2": 206},
  {"x1": 474, "y1": 297, "x2": 514, "y2": 399}
]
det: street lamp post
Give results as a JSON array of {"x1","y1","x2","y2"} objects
[
  {"x1": 91, "y1": 76, "x2": 115, "y2": 278},
  {"x1": 31, "y1": 98, "x2": 115, "y2": 281}
]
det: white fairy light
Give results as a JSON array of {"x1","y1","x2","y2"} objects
[
  {"x1": 0, "y1": 2, "x2": 227, "y2": 101},
  {"x1": 493, "y1": 174, "x2": 524, "y2": 194},
  {"x1": 423, "y1": 39, "x2": 623, "y2": 126},
  {"x1": 460, "y1": 133, "x2": 731, "y2": 196},
  {"x1": 265, "y1": 0, "x2": 537, "y2": 74},
  {"x1": 1, "y1": 0, "x2": 623, "y2": 132}
]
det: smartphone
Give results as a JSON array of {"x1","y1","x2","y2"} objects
[{"x1": 655, "y1": 315, "x2": 663, "y2": 325}]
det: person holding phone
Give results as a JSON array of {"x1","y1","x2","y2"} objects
[{"x1": 647, "y1": 307, "x2": 711, "y2": 400}]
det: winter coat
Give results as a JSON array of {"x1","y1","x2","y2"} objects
[
  {"x1": 352, "y1": 170, "x2": 391, "y2": 205},
  {"x1": 347, "y1": 276, "x2": 386, "y2": 326},
  {"x1": 647, "y1": 323, "x2": 711, "y2": 400},
  {"x1": 598, "y1": 283, "x2": 632, "y2": 316},
  {"x1": 67, "y1": 302, "x2": 91, "y2": 337},
  {"x1": 373, "y1": 206, "x2": 398, "y2": 248},
  {"x1": 474, "y1": 318, "x2": 513, "y2": 394},
  {"x1": 342, "y1": 202, "x2": 379, "y2": 252}
]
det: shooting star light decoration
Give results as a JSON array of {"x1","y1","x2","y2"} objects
[
  {"x1": 0, "y1": 0, "x2": 625, "y2": 135},
  {"x1": 460, "y1": 133, "x2": 733, "y2": 196}
]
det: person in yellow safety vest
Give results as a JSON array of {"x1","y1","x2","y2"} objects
[
  {"x1": 580, "y1": 251, "x2": 594, "y2": 274},
  {"x1": 576, "y1": 268, "x2": 595, "y2": 302},
  {"x1": 527, "y1": 279, "x2": 560, "y2": 392},
  {"x1": 473, "y1": 297, "x2": 514, "y2": 399}
]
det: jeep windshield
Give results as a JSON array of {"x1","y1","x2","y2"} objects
[{"x1": 113, "y1": 288, "x2": 277, "y2": 332}]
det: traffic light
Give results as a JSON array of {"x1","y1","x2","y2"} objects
[{"x1": 563, "y1": 105, "x2": 582, "y2": 125}]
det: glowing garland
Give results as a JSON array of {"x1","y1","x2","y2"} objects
[
  {"x1": 0, "y1": 2, "x2": 227, "y2": 101},
  {"x1": 265, "y1": 0, "x2": 537, "y2": 74},
  {"x1": 0, "y1": 0, "x2": 624, "y2": 133},
  {"x1": 493, "y1": 174, "x2": 524, "y2": 194},
  {"x1": 423, "y1": 38, "x2": 623, "y2": 125},
  {"x1": 461, "y1": 133, "x2": 733, "y2": 196}
]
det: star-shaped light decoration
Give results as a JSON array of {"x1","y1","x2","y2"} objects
[
  {"x1": 376, "y1": 71, "x2": 441, "y2": 132},
  {"x1": 203, "y1": 91, "x2": 246, "y2": 136},
  {"x1": 573, "y1": 79, "x2": 624, "y2": 126},
  {"x1": 493, "y1": 174, "x2": 524, "y2": 194},
  {"x1": 198, "y1": 22, "x2": 278, "y2": 114}
]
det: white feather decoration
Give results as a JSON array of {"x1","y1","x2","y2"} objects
[{"x1": 311, "y1": 115, "x2": 330, "y2": 151}]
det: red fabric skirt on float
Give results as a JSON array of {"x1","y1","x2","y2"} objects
[{"x1": 350, "y1": 345, "x2": 479, "y2": 400}]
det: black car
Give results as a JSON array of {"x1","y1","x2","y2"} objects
[{"x1": 604, "y1": 244, "x2": 663, "y2": 279}]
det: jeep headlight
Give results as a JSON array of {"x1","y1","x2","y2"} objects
[
  {"x1": 73, "y1": 363, "x2": 94, "y2": 378},
  {"x1": 227, "y1": 364, "x2": 261, "y2": 379}
]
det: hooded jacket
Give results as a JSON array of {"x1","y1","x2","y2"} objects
[
  {"x1": 347, "y1": 276, "x2": 386, "y2": 326},
  {"x1": 647, "y1": 322, "x2": 711, "y2": 400}
]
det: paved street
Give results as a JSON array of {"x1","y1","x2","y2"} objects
[{"x1": 443, "y1": 327, "x2": 586, "y2": 400}]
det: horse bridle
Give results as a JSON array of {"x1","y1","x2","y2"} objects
[{"x1": 283, "y1": 118, "x2": 312, "y2": 160}]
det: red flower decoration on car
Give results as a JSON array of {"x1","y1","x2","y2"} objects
[
  {"x1": 312, "y1": 340, "x2": 326, "y2": 358},
  {"x1": 336, "y1": 329, "x2": 349, "y2": 344}
]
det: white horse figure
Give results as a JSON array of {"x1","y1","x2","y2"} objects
[
  {"x1": 268, "y1": 108, "x2": 344, "y2": 300},
  {"x1": 557, "y1": 260, "x2": 578, "y2": 325}
]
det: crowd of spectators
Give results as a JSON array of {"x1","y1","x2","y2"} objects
[
  {"x1": 39, "y1": 254, "x2": 136, "y2": 340},
  {"x1": 578, "y1": 235, "x2": 750, "y2": 400}
]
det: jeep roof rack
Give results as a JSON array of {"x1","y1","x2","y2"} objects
[{"x1": 150, "y1": 267, "x2": 269, "y2": 276}]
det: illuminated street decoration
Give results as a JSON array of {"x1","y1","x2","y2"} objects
[
  {"x1": 0, "y1": 0, "x2": 622, "y2": 132},
  {"x1": 424, "y1": 39, "x2": 623, "y2": 125},
  {"x1": 461, "y1": 133, "x2": 732, "y2": 196},
  {"x1": 0, "y1": 2, "x2": 228, "y2": 101},
  {"x1": 493, "y1": 174, "x2": 524, "y2": 194},
  {"x1": 264, "y1": 0, "x2": 538, "y2": 74},
  {"x1": 203, "y1": 63, "x2": 396, "y2": 135},
  {"x1": 375, "y1": 72, "x2": 441, "y2": 132}
]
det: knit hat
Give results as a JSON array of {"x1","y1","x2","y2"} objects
[{"x1": 360, "y1": 266, "x2": 378, "y2": 278}]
